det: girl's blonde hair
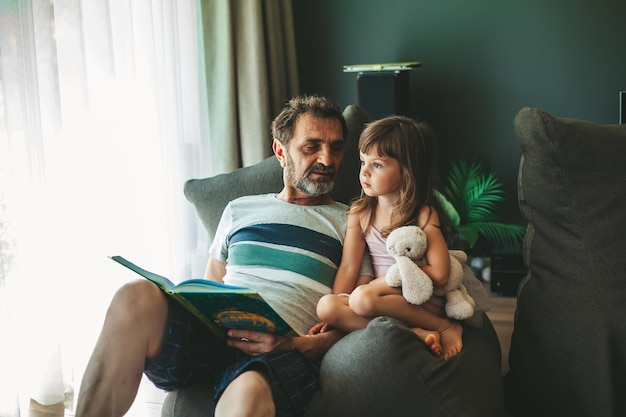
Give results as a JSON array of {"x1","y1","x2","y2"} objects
[{"x1": 350, "y1": 115, "x2": 445, "y2": 237}]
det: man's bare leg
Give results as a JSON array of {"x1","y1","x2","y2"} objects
[
  {"x1": 75, "y1": 280, "x2": 169, "y2": 417},
  {"x1": 215, "y1": 370, "x2": 275, "y2": 417}
]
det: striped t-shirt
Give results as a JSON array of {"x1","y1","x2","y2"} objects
[{"x1": 210, "y1": 193, "x2": 369, "y2": 335}]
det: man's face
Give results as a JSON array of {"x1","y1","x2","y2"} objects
[{"x1": 276, "y1": 113, "x2": 345, "y2": 197}]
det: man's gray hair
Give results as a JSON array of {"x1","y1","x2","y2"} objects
[{"x1": 271, "y1": 95, "x2": 348, "y2": 145}]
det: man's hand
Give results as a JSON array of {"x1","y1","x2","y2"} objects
[
  {"x1": 226, "y1": 327, "x2": 346, "y2": 360},
  {"x1": 226, "y1": 329, "x2": 286, "y2": 356}
]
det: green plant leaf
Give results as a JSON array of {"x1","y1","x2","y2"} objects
[
  {"x1": 435, "y1": 191, "x2": 460, "y2": 227},
  {"x1": 442, "y1": 158, "x2": 526, "y2": 249},
  {"x1": 457, "y1": 222, "x2": 526, "y2": 248}
]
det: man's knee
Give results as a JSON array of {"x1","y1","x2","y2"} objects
[
  {"x1": 106, "y1": 280, "x2": 169, "y2": 357},
  {"x1": 110, "y1": 280, "x2": 167, "y2": 316},
  {"x1": 216, "y1": 370, "x2": 275, "y2": 417}
]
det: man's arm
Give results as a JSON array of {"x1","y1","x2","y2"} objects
[{"x1": 204, "y1": 257, "x2": 226, "y2": 282}]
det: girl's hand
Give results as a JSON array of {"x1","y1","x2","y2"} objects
[
  {"x1": 307, "y1": 321, "x2": 333, "y2": 335},
  {"x1": 226, "y1": 329, "x2": 286, "y2": 356}
]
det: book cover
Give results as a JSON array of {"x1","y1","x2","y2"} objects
[{"x1": 110, "y1": 256, "x2": 299, "y2": 339}]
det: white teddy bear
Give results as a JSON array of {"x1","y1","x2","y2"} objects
[{"x1": 384, "y1": 225, "x2": 476, "y2": 320}]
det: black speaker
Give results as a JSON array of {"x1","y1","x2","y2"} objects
[
  {"x1": 490, "y1": 253, "x2": 527, "y2": 296},
  {"x1": 356, "y1": 71, "x2": 410, "y2": 120},
  {"x1": 620, "y1": 91, "x2": 625, "y2": 124}
]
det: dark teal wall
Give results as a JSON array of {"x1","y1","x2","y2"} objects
[{"x1": 292, "y1": 0, "x2": 626, "y2": 224}]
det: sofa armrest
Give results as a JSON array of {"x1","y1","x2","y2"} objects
[{"x1": 504, "y1": 108, "x2": 626, "y2": 416}]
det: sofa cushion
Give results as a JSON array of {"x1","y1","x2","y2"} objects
[
  {"x1": 305, "y1": 316, "x2": 504, "y2": 417},
  {"x1": 184, "y1": 104, "x2": 369, "y2": 241},
  {"x1": 161, "y1": 379, "x2": 215, "y2": 416},
  {"x1": 504, "y1": 108, "x2": 626, "y2": 416},
  {"x1": 161, "y1": 316, "x2": 505, "y2": 417}
]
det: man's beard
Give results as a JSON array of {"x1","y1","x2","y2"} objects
[{"x1": 286, "y1": 155, "x2": 335, "y2": 197}]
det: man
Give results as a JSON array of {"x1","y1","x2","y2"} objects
[{"x1": 76, "y1": 95, "x2": 372, "y2": 417}]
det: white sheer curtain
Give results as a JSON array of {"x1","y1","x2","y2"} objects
[{"x1": 0, "y1": 0, "x2": 209, "y2": 415}]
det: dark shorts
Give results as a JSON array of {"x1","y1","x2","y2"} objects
[{"x1": 144, "y1": 298, "x2": 320, "y2": 417}]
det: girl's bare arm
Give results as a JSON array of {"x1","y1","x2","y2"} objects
[
  {"x1": 333, "y1": 212, "x2": 368, "y2": 294},
  {"x1": 418, "y1": 208, "x2": 451, "y2": 287}
]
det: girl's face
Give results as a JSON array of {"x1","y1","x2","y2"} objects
[{"x1": 359, "y1": 149, "x2": 402, "y2": 199}]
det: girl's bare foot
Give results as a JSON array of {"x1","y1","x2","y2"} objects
[
  {"x1": 412, "y1": 327, "x2": 442, "y2": 357},
  {"x1": 439, "y1": 321, "x2": 463, "y2": 359}
]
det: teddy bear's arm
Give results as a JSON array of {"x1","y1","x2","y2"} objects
[{"x1": 392, "y1": 257, "x2": 433, "y2": 305}]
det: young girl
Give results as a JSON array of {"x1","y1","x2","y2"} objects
[{"x1": 317, "y1": 115, "x2": 466, "y2": 359}]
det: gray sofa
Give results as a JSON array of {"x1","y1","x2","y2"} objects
[
  {"x1": 163, "y1": 104, "x2": 505, "y2": 417},
  {"x1": 504, "y1": 108, "x2": 626, "y2": 416}
]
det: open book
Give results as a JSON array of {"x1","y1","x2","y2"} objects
[{"x1": 110, "y1": 256, "x2": 299, "y2": 339}]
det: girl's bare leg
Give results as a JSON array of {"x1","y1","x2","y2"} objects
[
  {"x1": 317, "y1": 294, "x2": 370, "y2": 332},
  {"x1": 435, "y1": 321, "x2": 464, "y2": 359},
  {"x1": 411, "y1": 327, "x2": 442, "y2": 357},
  {"x1": 350, "y1": 278, "x2": 464, "y2": 359}
]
